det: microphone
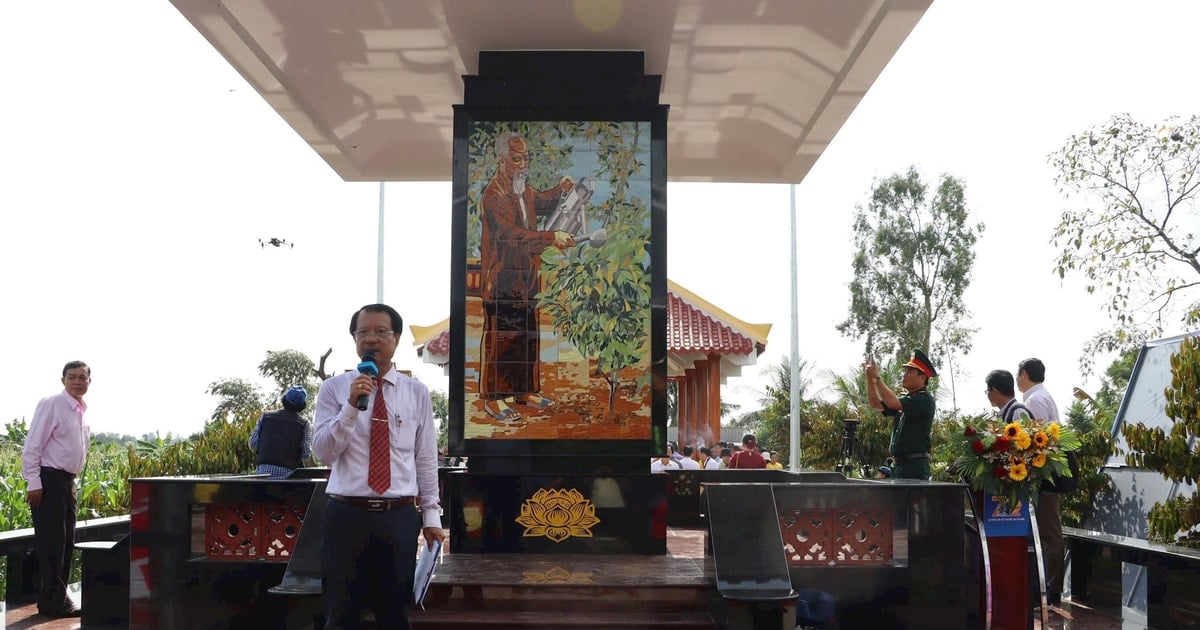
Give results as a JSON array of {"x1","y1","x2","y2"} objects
[{"x1": 355, "y1": 351, "x2": 378, "y2": 411}]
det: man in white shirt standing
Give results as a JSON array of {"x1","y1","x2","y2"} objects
[
  {"x1": 1017, "y1": 358, "x2": 1064, "y2": 609},
  {"x1": 650, "y1": 455, "x2": 680, "y2": 471},
  {"x1": 313, "y1": 304, "x2": 444, "y2": 629},
  {"x1": 677, "y1": 446, "x2": 701, "y2": 470}
]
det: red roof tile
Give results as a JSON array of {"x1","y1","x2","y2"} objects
[
  {"x1": 423, "y1": 330, "x2": 450, "y2": 357},
  {"x1": 667, "y1": 291, "x2": 755, "y2": 355}
]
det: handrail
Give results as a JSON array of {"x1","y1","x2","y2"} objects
[{"x1": 0, "y1": 514, "x2": 130, "y2": 548}]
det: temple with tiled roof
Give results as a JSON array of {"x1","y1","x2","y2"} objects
[{"x1": 411, "y1": 279, "x2": 769, "y2": 449}]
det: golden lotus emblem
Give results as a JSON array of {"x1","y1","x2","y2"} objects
[
  {"x1": 521, "y1": 566, "x2": 595, "y2": 584},
  {"x1": 515, "y1": 488, "x2": 600, "y2": 542}
]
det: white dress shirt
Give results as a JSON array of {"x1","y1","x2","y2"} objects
[
  {"x1": 678, "y1": 457, "x2": 701, "y2": 470},
  {"x1": 1021, "y1": 383, "x2": 1060, "y2": 422},
  {"x1": 313, "y1": 368, "x2": 442, "y2": 529},
  {"x1": 22, "y1": 391, "x2": 89, "y2": 491},
  {"x1": 650, "y1": 458, "x2": 680, "y2": 471}
]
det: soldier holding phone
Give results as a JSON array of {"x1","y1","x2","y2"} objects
[{"x1": 863, "y1": 349, "x2": 937, "y2": 480}]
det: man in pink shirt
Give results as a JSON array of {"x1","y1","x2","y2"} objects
[{"x1": 22, "y1": 361, "x2": 91, "y2": 618}]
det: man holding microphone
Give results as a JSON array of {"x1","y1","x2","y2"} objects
[{"x1": 313, "y1": 304, "x2": 444, "y2": 629}]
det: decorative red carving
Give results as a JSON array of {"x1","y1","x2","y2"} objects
[
  {"x1": 206, "y1": 504, "x2": 261, "y2": 559},
  {"x1": 262, "y1": 504, "x2": 307, "y2": 560},
  {"x1": 779, "y1": 508, "x2": 893, "y2": 566},
  {"x1": 205, "y1": 503, "x2": 308, "y2": 561}
]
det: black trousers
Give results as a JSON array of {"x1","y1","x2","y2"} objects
[
  {"x1": 1035, "y1": 492, "x2": 1065, "y2": 596},
  {"x1": 31, "y1": 466, "x2": 77, "y2": 614},
  {"x1": 321, "y1": 498, "x2": 420, "y2": 629}
]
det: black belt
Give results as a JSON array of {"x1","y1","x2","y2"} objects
[
  {"x1": 329, "y1": 494, "x2": 415, "y2": 512},
  {"x1": 896, "y1": 453, "x2": 931, "y2": 463}
]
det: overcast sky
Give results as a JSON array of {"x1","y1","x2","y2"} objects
[{"x1": 2, "y1": 0, "x2": 1197, "y2": 438}]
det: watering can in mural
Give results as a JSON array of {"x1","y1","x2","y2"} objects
[{"x1": 545, "y1": 176, "x2": 601, "y2": 243}]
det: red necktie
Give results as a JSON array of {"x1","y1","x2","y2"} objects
[{"x1": 368, "y1": 377, "x2": 391, "y2": 494}]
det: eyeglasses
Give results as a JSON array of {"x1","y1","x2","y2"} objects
[
  {"x1": 983, "y1": 387, "x2": 992, "y2": 395},
  {"x1": 353, "y1": 329, "x2": 396, "y2": 340}
]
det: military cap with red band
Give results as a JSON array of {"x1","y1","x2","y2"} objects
[{"x1": 902, "y1": 348, "x2": 937, "y2": 378}]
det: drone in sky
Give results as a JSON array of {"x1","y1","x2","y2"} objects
[{"x1": 259, "y1": 237, "x2": 293, "y2": 249}]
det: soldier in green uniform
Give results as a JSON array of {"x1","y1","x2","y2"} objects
[{"x1": 864, "y1": 349, "x2": 937, "y2": 480}]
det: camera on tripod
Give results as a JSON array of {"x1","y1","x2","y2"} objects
[{"x1": 834, "y1": 418, "x2": 871, "y2": 478}]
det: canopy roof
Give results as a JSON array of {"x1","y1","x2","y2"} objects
[{"x1": 168, "y1": 0, "x2": 931, "y2": 183}]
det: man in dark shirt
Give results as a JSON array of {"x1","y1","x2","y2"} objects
[
  {"x1": 249, "y1": 386, "x2": 313, "y2": 479},
  {"x1": 864, "y1": 349, "x2": 937, "y2": 480}
]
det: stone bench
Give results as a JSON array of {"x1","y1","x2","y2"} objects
[
  {"x1": 0, "y1": 515, "x2": 129, "y2": 606},
  {"x1": 1064, "y1": 525, "x2": 1200, "y2": 626},
  {"x1": 76, "y1": 535, "x2": 130, "y2": 628}
]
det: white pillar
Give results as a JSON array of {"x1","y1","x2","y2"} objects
[
  {"x1": 789, "y1": 184, "x2": 801, "y2": 470},
  {"x1": 377, "y1": 182, "x2": 385, "y2": 303}
]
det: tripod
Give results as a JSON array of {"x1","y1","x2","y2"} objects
[{"x1": 834, "y1": 418, "x2": 864, "y2": 476}]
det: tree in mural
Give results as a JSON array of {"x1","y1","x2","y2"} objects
[
  {"x1": 1049, "y1": 114, "x2": 1200, "y2": 372},
  {"x1": 1122, "y1": 335, "x2": 1200, "y2": 546},
  {"x1": 536, "y1": 122, "x2": 652, "y2": 411}
]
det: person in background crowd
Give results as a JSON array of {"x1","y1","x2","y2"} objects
[
  {"x1": 678, "y1": 445, "x2": 701, "y2": 469},
  {"x1": 729, "y1": 433, "x2": 766, "y2": 469},
  {"x1": 1017, "y1": 357, "x2": 1069, "y2": 610},
  {"x1": 667, "y1": 442, "x2": 684, "y2": 464},
  {"x1": 313, "y1": 304, "x2": 444, "y2": 629},
  {"x1": 765, "y1": 451, "x2": 784, "y2": 469},
  {"x1": 22, "y1": 361, "x2": 91, "y2": 618},
  {"x1": 250, "y1": 385, "x2": 314, "y2": 479},
  {"x1": 719, "y1": 448, "x2": 733, "y2": 468},
  {"x1": 697, "y1": 446, "x2": 720, "y2": 470},
  {"x1": 985, "y1": 370, "x2": 1031, "y2": 422},
  {"x1": 651, "y1": 453, "x2": 680, "y2": 471}
]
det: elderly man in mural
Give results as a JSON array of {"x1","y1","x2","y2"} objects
[{"x1": 479, "y1": 131, "x2": 575, "y2": 422}]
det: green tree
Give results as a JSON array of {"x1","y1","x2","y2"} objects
[
  {"x1": 258, "y1": 349, "x2": 321, "y2": 404},
  {"x1": 802, "y1": 401, "x2": 893, "y2": 476},
  {"x1": 431, "y1": 390, "x2": 449, "y2": 452},
  {"x1": 208, "y1": 349, "x2": 322, "y2": 424},
  {"x1": 1049, "y1": 114, "x2": 1200, "y2": 372},
  {"x1": 1122, "y1": 335, "x2": 1200, "y2": 546},
  {"x1": 753, "y1": 357, "x2": 812, "y2": 463},
  {"x1": 2, "y1": 418, "x2": 27, "y2": 447},
  {"x1": 1056, "y1": 349, "x2": 1134, "y2": 528},
  {"x1": 821, "y1": 358, "x2": 903, "y2": 421},
  {"x1": 206, "y1": 378, "x2": 265, "y2": 425},
  {"x1": 729, "y1": 356, "x2": 816, "y2": 466},
  {"x1": 837, "y1": 166, "x2": 984, "y2": 369}
]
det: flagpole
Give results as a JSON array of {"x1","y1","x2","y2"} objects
[
  {"x1": 377, "y1": 182, "x2": 385, "y2": 303},
  {"x1": 789, "y1": 183, "x2": 801, "y2": 470}
]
